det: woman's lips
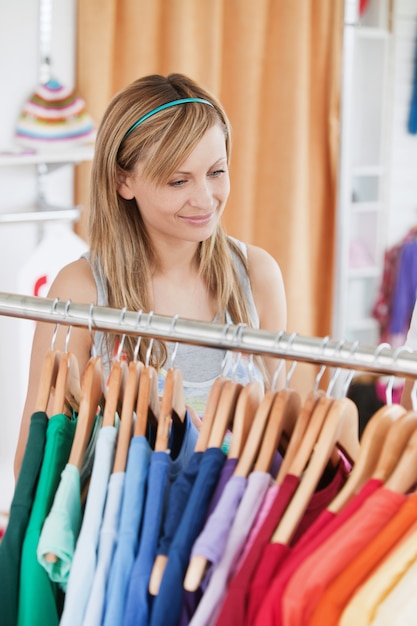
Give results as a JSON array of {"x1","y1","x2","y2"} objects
[{"x1": 179, "y1": 212, "x2": 215, "y2": 226}]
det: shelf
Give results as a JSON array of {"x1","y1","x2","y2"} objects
[
  {"x1": 0, "y1": 207, "x2": 81, "y2": 224},
  {"x1": 356, "y1": 27, "x2": 390, "y2": 40},
  {"x1": 352, "y1": 165, "x2": 385, "y2": 177},
  {"x1": 347, "y1": 318, "x2": 379, "y2": 332},
  {"x1": 348, "y1": 267, "x2": 381, "y2": 279},
  {"x1": 0, "y1": 144, "x2": 94, "y2": 167},
  {"x1": 351, "y1": 201, "x2": 382, "y2": 213}
]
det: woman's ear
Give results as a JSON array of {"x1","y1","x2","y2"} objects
[{"x1": 117, "y1": 172, "x2": 135, "y2": 200}]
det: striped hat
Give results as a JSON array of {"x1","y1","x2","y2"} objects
[{"x1": 15, "y1": 78, "x2": 96, "y2": 148}]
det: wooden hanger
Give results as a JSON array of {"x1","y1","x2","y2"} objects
[
  {"x1": 232, "y1": 390, "x2": 277, "y2": 478},
  {"x1": 49, "y1": 309, "x2": 82, "y2": 416},
  {"x1": 253, "y1": 388, "x2": 301, "y2": 474},
  {"x1": 206, "y1": 379, "x2": 243, "y2": 448},
  {"x1": 43, "y1": 355, "x2": 104, "y2": 566},
  {"x1": 384, "y1": 414, "x2": 417, "y2": 493},
  {"x1": 101, "y1": 358, "x2": 128, "y2": 428},
  {"x1": 183, "y1": 385, "x2": 301, "y2": 594},
  {"x1": 194, "y1": 377, "x2": 227, "y2": 453},
  {"x1": 67, "y1": 355, "x2": 104, "y2": 471},
  {"x1": 183, "y1": 381, "x2": 264, "y2": 592},
  {"x1": 154, "y1": 326, "x2": 187, "y2": 453},
  {"x1": 371, "y1": 409, "x2": 417, "y2": 486},
  {"x1": 149, "y1": 376, "x2": 227, "y2": 596},
  {"x1": 156, "y1": 374, "x2": 241, "y2": 459},
  {"x1": 275, "y1": 389, "x2": 325, "y2": 485},
  {"x1": 271, "y1": 396, "x2": 360, "y2": 545},
  {"x1": 325, "y1": 342, "x2": 406, "y2": 511},
  {"x1": 151, "y1": 327, "x2": 247, "y2": 598},
  {"x1": 150, "y1": 378, "x2": 243, "y2": 597},
  {"x1": 112, "y1": 359, "x2": 143, "y2": 473},
  {"x1": 35, "y1": 347, "x2": 62, "y2": 413},
  {"x1": 273, "y1": 346, "x2": 330, "y2": 485},
  {"x1": 277, "y1": 394, "x2": 335, "y2": 484},
  {"x1": 134, "y1": 364, "x2": 160, "y2": 438},
  {"x1": 328, "y1": 403, "x2": 407, "y2": 513},
  {"x1": 227, "y1": 381, "x2": 264, "y2": 460},
  {"x1": 154, "y1": 367, "x2": 186, "y2": 453},
  {"x1": 163, "y1": 367, "x2": 186, "y2": 423},
  {"x1": 51, "y1": 348, "x2": 81, "y2": 417}
]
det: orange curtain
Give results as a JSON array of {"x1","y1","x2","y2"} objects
[{"x1": 75, "y1": 0, "x2": 344, "y2": 394}]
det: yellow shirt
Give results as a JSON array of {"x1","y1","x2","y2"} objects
[
  {"x1": 340, "y1": 522, "x2": 417, "y2": 626},
  {"x1": 372, "y1": 557, "x2": 417, "y2": 626}
]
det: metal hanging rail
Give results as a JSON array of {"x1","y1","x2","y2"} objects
[{"x1": 0, "y1": 291, "x2": 416, "y2": 379}]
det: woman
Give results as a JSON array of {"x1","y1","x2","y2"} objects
[{"x1": 14, "y1": 73, "x2": 287, "y2": 477}]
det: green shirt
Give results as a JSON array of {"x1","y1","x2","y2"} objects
[
  {"x1": 17, "y1": 413, "x2": 76, "y2": 626},
  {"x1": 0, "y1": 411, "x2": 48, "y2": 626}
]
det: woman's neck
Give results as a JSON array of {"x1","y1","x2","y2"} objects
[{"x1": 151, "y1": 265, "x2": 216, "y2": 322}]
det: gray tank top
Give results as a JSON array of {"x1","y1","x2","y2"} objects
[{"x1": 83, "y1": 237, "x2": 264, "y2": 418}]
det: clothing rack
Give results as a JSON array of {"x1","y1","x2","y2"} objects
[{"x1": 0, "y1": 290, "x2": 417, "y2": 379}]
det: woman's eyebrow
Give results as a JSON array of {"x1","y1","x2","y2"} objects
[{"x1": 173, "y1": 157, "x2": 228, "y2": 176}]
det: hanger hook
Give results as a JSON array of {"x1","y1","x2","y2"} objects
[
  {"x1": 326, "y1": 339, "x2": 346, "y2": 397},
  {"x1": 272, "y1": 331, "x2": 296, "y2": 391},
  {"x1": 169, "y1": 314, "x2": 180, "y2": 368},
  {"x1": 219, "y1": 321, "x2": 234, "y2": 376},
  {"x1": 230, "y1": 323, "x2": 247, "y2": 379},
  {"x1": 133, "y1": 309, "x2": 143, "y2": 362},
  {"x1": 386, "y1": 345, "x2": 413, "y2": 405},
  {"x1": 285, "y1": 332, "x2": 299, "y2": 389},
  {"x1": 115, "y1": 306, "x2": 127, "y2": 361},
  {"x1": 341, "y1": 340, "x2": 360, "y2": 398},
  {"x1": 270, "y1": 330, "x2": 285, "y2": 389},
  {"x1": 313, "y1": 335, "x2": 330, "y2": 391},
  {"x1": 372, "y1": 341, "x2": 392, "y2": 366},
  {"x1": 63, "y1": 299, "x2": 72, "y2": 353},
  {"x1": 145, "y1": 311, "x2": 154, "y2": 368},
  {"x1": 49, "y1": 297, "x2": 60, "y2": 350},
  {"x1": 247, "y1": 353, "x2": 256, "y2": 382},
  {"x1": 369, "y1": 341, "x2": 391, "y2": 400}
]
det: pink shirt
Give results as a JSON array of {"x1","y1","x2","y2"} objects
[
  {"x1": 214, "y1": 474, "x2": 300, "y2": 626},
  {"x1": 246, "y1": 453, "x2": 350, "y2": 624}
]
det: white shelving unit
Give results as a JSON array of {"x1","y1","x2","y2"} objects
[
  {"x1": 333, "y1": 0, "x2": 392, "y2": 346},
  {"x1": 0, "y1": 145, "x2": 94, "y2": 223},
  {"x1": 0, "y1": 144, "x2": 94, "y2": 167}
]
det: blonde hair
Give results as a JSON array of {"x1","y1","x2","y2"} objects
[{"x1": 89, "y1": 73, "x2": 254, "y2": 368}]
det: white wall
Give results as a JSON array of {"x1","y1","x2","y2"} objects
[
  {"x1": 386, "y1": 0, "x2": 417, "y2": 246},
  {"x1": 0, "y1": 0, "x2": 78, "y2": 512}
]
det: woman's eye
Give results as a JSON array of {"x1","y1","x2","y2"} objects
[
  {"x1": 210, "y1": 169, "x2": 226, "y2": 177},
  {"x1": 169, "y1": 179, "x2": 187, "y2": 187}
]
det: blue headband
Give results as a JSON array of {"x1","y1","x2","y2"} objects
[{"x1": 123, "y1": 97, "x2": 215, "y2": 140}]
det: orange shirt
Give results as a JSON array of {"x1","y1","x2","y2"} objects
[
  {"x1": 281, "y1": 488, "x2": 406, "y2": 626},
  {"x1": 309, "y1": 490, "x2": 417, "y2": 626}
]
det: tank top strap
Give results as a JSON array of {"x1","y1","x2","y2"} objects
[{"x1": 228, "y1": 236, "x2": 259, "y2": 329}]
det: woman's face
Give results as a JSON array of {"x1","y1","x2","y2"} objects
[{"x1": 118, "y1": 124, "x2": 230, "y2": 247}]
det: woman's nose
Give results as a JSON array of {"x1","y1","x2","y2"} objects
[{"x1": 189, "y1": 180, "x2": 213, "y2": 209}]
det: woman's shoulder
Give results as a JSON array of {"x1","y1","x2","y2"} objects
[
  {"x1": 245, "y1": 243, "x2": 287, "y2": 329},
  {"x1": 47, "y1": 256, "x2": 98, "y2": 305},
  {"x1": 245, "y1": 243, "x2": 284, "y2": 282},
  {"x1": 227, "y1": 236, "x2": 282, "y2": 276}
]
